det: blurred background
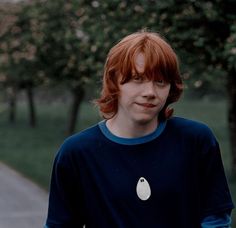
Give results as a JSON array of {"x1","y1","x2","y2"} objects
[{"x1": 0, "y1": 0, "x2": 236, "y2": 226}]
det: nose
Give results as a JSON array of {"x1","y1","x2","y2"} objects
[{"x1": 142, "y1": 81, "x2": 156, "y2": 99}]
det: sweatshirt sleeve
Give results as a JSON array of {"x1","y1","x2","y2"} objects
[
  {"x1": 201, "y1": 212, "x2": 232, "y2": 228},
  {"x1": 198, "y1": 130, "x2": 234, "y2": 217},
  {"x1": 45, "y1": 141, "x2": 86, "y2": 228}
]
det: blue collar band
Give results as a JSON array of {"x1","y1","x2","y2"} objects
[{"x1": 98, "y1": 120, "x2": 166, "y2": 145}]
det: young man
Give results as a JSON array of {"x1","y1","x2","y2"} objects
[{"x1": 45, "y1": 31, "x2": 234, "y2": 227}]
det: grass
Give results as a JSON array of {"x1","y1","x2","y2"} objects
[
  {"x1": 0, "y1": 97, "x2": 235, "y2": 226},
  {"x1": 0, "y1": 101, "x2": 101, "y2": 190}
]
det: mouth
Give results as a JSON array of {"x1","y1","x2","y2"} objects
[{"x1": 135, "y1": 103, "x2": 157, "y2": 108}]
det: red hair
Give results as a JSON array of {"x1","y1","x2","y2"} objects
[{"x1": 96, "y1": 31, "x2": 183, "y2": 120}]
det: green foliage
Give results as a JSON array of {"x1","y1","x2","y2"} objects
[
  {"x1": 76, "y1": 1, "x2": 164, "y2": 77},
  {"x1": 0, "y1": 0, "x2": 98, "y2": 91},
  {"x1": 32, "y1": 0, "x2": 95, "y2": 89},
  {"x1": 1, "y1": 0, "x2": 235, "y2": 95},
  {"x1": 224, "y1": 24, "x2": 236, "y2": 71},
  {"x1": 78, "y1": 0, "x2": 236, "y2": 96},
  {"x1": 0, "y1": 3, "x2": 40, "y2": 88},
  {"x1": 154, "y1": 0, "x2": 236, "y2": 95}
]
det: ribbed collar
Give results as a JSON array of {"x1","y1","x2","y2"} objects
[{"x1": 98, "y1": 120, "x2": 166, "y2": 145}]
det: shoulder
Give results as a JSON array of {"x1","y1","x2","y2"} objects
[
  {"x1": 66, "y1": 123, "x2": 101, "y2": 147},
  {"x1": 166, "y1": 116, "x2": 217, "y2": 145},
  {"x1": 55, "y1": 123, "x2": 102, "y2": 162},
  {"x1": 167, "y1": 116, "x2": 212, "y2": 132}
]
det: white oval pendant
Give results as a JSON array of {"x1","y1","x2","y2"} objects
[{"x1": 136, "y1": 177, "x2": 151, "y2": 201}]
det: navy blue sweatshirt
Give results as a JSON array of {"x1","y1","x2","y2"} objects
[{"x1": 45, "y1": 117, "x2": 234, "y2": 227}]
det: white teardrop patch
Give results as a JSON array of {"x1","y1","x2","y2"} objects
[{"x1": 136, "y1": 177, "x2": 151, "y2": 200}]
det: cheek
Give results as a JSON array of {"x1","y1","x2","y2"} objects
[
  {"x1": 120, "y1": 86, "x2": 138, "y2": 98},
  {"x1": 159, "y1": 89, "x2": 170, "y2": 100},
  {"x1": 165, "y1": 90, "x2": 171, "y2": 98}
]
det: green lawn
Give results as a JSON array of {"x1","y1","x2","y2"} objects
[
  {"x1": 0, "y1": 98, "x2": 235, "y2": 226},
  {"x1": 0, "y1": 101, "x2": 101, "y2": 189}
]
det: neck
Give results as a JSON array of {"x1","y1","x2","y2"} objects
[{"x1": 106, "y1": 117, "x2": 158, "y2": 138}]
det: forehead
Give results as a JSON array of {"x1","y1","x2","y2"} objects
[
  {"x1": 134, "y1": 53, "x2": 145, "y2": 73},
  {"x1": 129, "y1": 52, "x2": 165, "y2": 81}
]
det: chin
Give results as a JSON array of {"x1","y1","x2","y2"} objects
[{"x1": 133, "y1": 116, "x2": 157, "y2": 125}]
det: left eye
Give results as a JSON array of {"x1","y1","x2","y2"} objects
[
  {"x1": 132, "y1": 75, "x2": 143, "y2": 82},
  {"x1": 155, "y1": 79, "x2": 165, "y2": 85}
]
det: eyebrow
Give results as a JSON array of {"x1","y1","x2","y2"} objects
[{"x1": 131, "y1": 72, "x2": 144, "y2": 77}]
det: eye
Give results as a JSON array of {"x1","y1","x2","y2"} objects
[
  {"x1": 132, "y1": 75, "x2": 143, "y2": 83},
  {"x1": 155, "y1": 79, "x2": 166, "y2": 86}
]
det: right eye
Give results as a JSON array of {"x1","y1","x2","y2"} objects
[
  {"x1": 156, "y1": 79, "x2": 165, "y2": 85},
  {"x1": 132, "y1": 75, "x2": 143, "y2": 82}
]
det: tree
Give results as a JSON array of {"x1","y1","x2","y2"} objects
[
  {"x1": 31, "y1": 0, "x2": 97, "y2": 135},
  {"x1": 0, "y1": 0, "x2": 97, "y2": 134},
  {"x1": 0, "y1": 2, "x2": 40, "y2": 127},
  {"x1": 224, "y1": 23, "x2": 236, "y2": 174}
]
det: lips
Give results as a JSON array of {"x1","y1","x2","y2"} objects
[{"x1": 136, "y1": 103, "x2": 156, "y2": 108}]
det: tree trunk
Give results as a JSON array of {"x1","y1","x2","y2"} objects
[
  {"x1": 26, "y1": 85, "x2": 37, "y2": 127},
  {"x1": 66, "y1": 87, "x2": 85, "y2": 136},
  {"x1": 228, "y1": 69, "x2": 236, "y2": 176},
  {"x1": 8, "y1": 86, "x2": 17, "y2": 124}
]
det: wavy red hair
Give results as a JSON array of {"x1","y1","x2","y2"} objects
[{"x1": 96, "y1": 31, "x2": 183, "y2": 120}]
